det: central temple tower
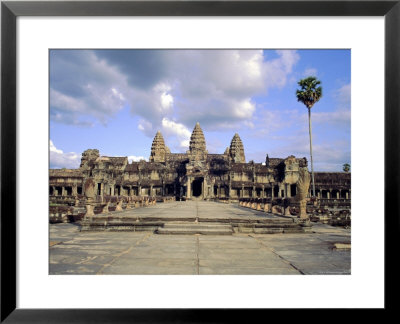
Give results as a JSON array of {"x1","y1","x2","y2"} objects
[
  {"x1": 188, "y1": 122, "x2": 208, "y2": 161},
  {"x1": 186, "y1": 122, "x2": 208, "y2": 199},
  {"x1": 229, "y1": 133, "x2": 246, "y2": 163}
]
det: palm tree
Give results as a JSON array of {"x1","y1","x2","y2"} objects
[
  {"x1": 296, "y1": 76, "x2": 322, "y2": 197},
  {"x1": 343, "y1": 163, "x2": 350, "y2": 172}
]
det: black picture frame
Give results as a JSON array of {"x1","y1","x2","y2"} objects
[{"x1": 1, "y1": 0, "x2": 398, "y2": 322}]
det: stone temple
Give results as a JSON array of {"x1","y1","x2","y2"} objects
[{"x1": 49, "y1": 123, "x2": 351, "y2": 225}]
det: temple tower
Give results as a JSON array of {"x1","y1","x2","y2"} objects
[
  {"x1": 80, "y1": 149, "x2": 100, "y2": 169},
  {"x1": 229, "y1": 133, "x2": 246, "y2": 163},
  {"x1": 188, "y1": 122, "x2": 207, "y2": 161},
  {"x1": 185, "y1": 123, "x2": 208, "y2": 199},
  {"x1": 149, "y1": 131, "x2": 166, "y2": 163}
]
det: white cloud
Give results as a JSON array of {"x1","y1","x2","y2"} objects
[
  {"x1": 137, "y1": 119, "x2": 153, "y2": 136},
  {"x1": 51, "y1": 49, "x2": 301, "y2": 136},
  {"x1": 303, "y1": 68, "x2": 318, "y2": 77},
  {"x1": 49, "y1": 139, "x2": 63, "y2": 154},
  {"x1": 161, "y1": 92, "x2": 173, "y2": 110},
  {"x1": 50, "y1": 50, "x2": 130, "y2": 126},
  {"x1": 128, "y1": 155, "x2": 147, "y2": 163},
  {"x1": 313, "y1": 109, "x2": 351, "y2": 126},
  {"x1": 335, "y1": 83, "x2": 351, "y2": 105},
  {"x1": 263, "y1": 50, "x2": 300, "y2": 89},
  {"x1": 313, "y1": 82, "x2": 351, "y2": 127},
  {"x1": 262, "y1": 137, "x2": 350, "y2": 172},
  {"x1": 49, "y1": 140, "x2": 81, "y2": 169},
  {"x1": 161, "y1": 118, "x2": 191, "y2": 150},
  {"x1": 111, "y1": 87, "x2": 125, "y2": 101},
  {"x1": 154, "y1": 83, "x2": 174, "y2": 110},
  {"x1": 232, "y1": 99, "x2": 256, "y2": 119}
]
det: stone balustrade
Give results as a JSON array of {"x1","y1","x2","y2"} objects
[
  {"x1": 238, "y1": 197, "x2": 299, "y2": 217},
  {"x1": 237, "y1": 196, "x2": 350, "y2": 227},
  {"x1": 55, "y1": 195, "x2": 176, "y2": 223}
]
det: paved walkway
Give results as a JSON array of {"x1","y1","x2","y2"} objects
[{"x1": 50, "y1": 201, "x2": 351, "y2": 275}]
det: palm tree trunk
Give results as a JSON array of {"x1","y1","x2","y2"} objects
[{"x1": 308, "y1": 107, "x2": 316, "y2": 197}]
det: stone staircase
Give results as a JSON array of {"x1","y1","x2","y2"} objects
[
  {"x1": 232, "y1": 219, "x2": 309, "y2": 234},
  {"x1": 156, "y1": 222, "x2": 233, "y2": 235},
  {"x1": 80, "y1": 210, "x2": 312, "y2": 234}
]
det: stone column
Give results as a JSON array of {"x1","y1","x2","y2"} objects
[
  {"x1": 264, "y1": 203, "x2": 271, "y2": 213},
  {"x1": 115, "y1": 199, "x2": 123, "y2": 211},
  {"x1": 150, "y1": 185, "x2": 153, "y2": 197},
  {"x1": 100, "y1": 201, "x2": 109, "y2": 214},
  {"x1": 84, "y1": 178, "x2": 95, "y2": 219},
  {"x1": 72, "y1": 184, "x2": 78, "y2": 196},
  {"x1": 187, "y1": 177, "x2": 191, "y2": 198},
  {"x1": 297, "y1": 167, "x2": 311, "y2": 219},
  {"x1": 336, "y1": 191, "x2": 340, "y2": 199},
  {"x1": 262, "y1": 185, "x2": 265, "y2": 198},
  {"x1": 217, "y1": 184, "x2": 221, "y2": 198},
  {"x1": 327, "y1": 190, "x2": 331, "y2": 199},
  {"x1": 271, "y1": 185, "x2": 275, "y2": 199},
  {"x1": 241, "y1": 185, "x2": 244, "y2": 198},
  {"x1": 61, "y1": 187, "x2": 66, "y2": 196}
]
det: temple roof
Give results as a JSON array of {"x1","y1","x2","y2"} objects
[
  {"x1": 97, "y1": 156, "x2": 128, "y2": 166},
  {"x1": 266, "y1": 158, "x2": 284, "y2": 167},
  {"x1": 49, "y1": 169, "x2": 84, "y2": 178},
  {"x1": 229, "y1": 133, "x2": 246, "y2": 163},
  {"x1": 149, "y1": 131, "x2": 166, "y2": 162},
  {"x1": 314, "y1": 172, "x2": 351, "y2": 184},
  {"x1": 189, "y1": 122, "x2": 206, "y2": 153}
]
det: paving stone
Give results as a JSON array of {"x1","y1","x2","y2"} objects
[
  {"x1": 49, "y1": 201, "x2": 350, "y2": 275},
  {"x1": 100, "y1": 265, "x2": 198, "y2": 275},
  {"x1": 49, "y1": 263, "x2": 104, "y2": 275},
  {"x1": 199, "y1": 267, "x2": 300, "y2": 275}
]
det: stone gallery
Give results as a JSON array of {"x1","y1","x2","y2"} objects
[{"x1": 49, "y1": 122, "x2": 351, "y2": 227}]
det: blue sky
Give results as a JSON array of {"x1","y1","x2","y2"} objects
[{"x1": 50, "y1": 49, "x2": 350, "y2": 171}]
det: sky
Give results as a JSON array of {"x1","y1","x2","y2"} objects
[{"x1": 49, "y1": 49, "x2": 350, "y2": 171}]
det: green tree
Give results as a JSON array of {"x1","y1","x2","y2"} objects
[
  {"x1": 343, "y1": 163, "x2": 350, "y2": 172},
  {"x1": 296, "y1": 76, "x2": 322, "y2": 197}
]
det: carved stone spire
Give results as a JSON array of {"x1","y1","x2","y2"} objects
[
  {"x1": 80, "y1": 149, "x2": 100, "y2": 169},
  {"x1": 189, "y1": 122, "x2": 207, "y2": 160},
  {"x1": 149, "y1": 131, "x2": 166, "y2": 162},
  {"x1": 229, "y1": 133, "x2": 245, "y2": 163}
]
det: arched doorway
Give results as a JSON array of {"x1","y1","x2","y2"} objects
[{"x1": 192, "y1": 177, "x2": 203, "y2": 197}]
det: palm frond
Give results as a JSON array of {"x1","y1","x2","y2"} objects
[{"x1": 296, "y1": 77, "x2": 322, "y2": 108}]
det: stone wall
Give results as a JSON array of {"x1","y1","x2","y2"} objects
[{"x1": 49, "y1": 123, "x2": 351, "y2": 222}]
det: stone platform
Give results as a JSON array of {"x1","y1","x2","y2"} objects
[
  {"x1": 156, "y1": 222, "x2": 234, "y2": 235},
  {"x1": 49, "y1": 201, "x2": 350, "y2": 275},
  {"x1": 50, "y1": 220, "x2": 351, "y2": 275},
  {"x1": 80, "y1": 200, "x2": 312, "y2": 234}
]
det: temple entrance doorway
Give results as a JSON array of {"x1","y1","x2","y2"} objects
[{"x1": 192, "y1": 177, "x2": 204, "y2": 198}]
